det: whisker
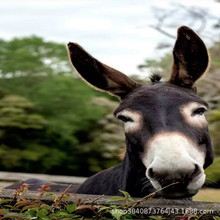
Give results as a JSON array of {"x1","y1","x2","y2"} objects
[{"x1": 205, "y1": 178, "x2": 218, "y2": 186}]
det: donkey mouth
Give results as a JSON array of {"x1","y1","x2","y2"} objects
[
  {"x1": 155, "y1": 183, "x2": 198, "y2": 199},
  {"x1": 151, "y1": 182, "x2": 199, "y2": 199},
  {"x1": 157, "y1": 191, "x2": 197, "y2": 199}
]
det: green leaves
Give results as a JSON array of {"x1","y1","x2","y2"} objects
[
  {"x1": 0, "y1": 198, "x2": 80, "y2": 220},
  {"x1": 0, "y1": 36, "x2": 72, "y2": 77},
  {"x1": 205, "y1": 157, "x2": 220, "y2": 186},
  {"x1": 0, "y1": 183, "x2": 80, "y2": 219},
  {"x1": 119, "y1": 190, "x2": 135, "y2": 202},
  {"x1": 0, "y1": 71, "x2": 107, "y2": 175},
  {"x1": 66, "y1": 203, "x2": 77, "y2": 214},
  {"x1": 108, "y1": 190, "x2": 134, "y2": 204},
  {"x1": 0, "y1": 95, "x2": 47, "y2": 129},
  {"x1": 110, "y1": 209, "x2": 124, "y2": 220}
]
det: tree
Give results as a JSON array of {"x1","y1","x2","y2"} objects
[
  {"x1": 0, "y1": 36, "x2": 72, "y2": 77},
  {"x1": 147, "y1": 3, "x2": 220, "y2": 49},
  {"x1": 0, "y1": 37, "x2": 113, "y2": 175},
  {"x1": 0, "y1": 94, "x2": 48, "y2": 171},
  {"x1": 78, "y1": 97, "x2": 124, "y2": 174}
]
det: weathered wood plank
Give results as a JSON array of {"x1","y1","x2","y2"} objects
[
  {"x1": 0, "y1": 172, "x2": 219, "y2": 218},
  {"x1": 0, "y1": 171, "x2": 86, "y2": 184}
]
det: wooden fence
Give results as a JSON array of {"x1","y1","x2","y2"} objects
[{"x1": 0, "y1": 171, "x2": 219, "y2": 219}]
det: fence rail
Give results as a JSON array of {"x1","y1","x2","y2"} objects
[
  {"x1": 0, "y1": 171, "x2": 219, "y2": 218},
  {"x1": 0, "y1": 189, "x2": 219, "y2": 219},
  {"x1": 0, "y1": 171, "x2": 86, "y2": 185}
]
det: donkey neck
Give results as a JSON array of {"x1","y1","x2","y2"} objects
[{"x1": 120, "y1": 144, "x2": 154, "y2": 197}]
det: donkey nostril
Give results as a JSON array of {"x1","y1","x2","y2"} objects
[
  {"x1": 191, "y1": 164, "x2": 200, "y2": 178},
  {"x1": 148, "y1": 168, "x2": 155, "y2": 178},
  {"x1": 195, "y1": 164, "x2": 199, "y2": 172}
]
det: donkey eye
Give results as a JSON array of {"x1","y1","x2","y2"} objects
[
  {"x1": 117, "y1": 115, "x2": 133, "y2": 123},
  {"x1": 192, "y1": 107, "x2": 207, "y2": 116}
]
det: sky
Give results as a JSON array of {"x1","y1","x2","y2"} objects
[{"x1": 1, "y1": 0, "x2": 220, "y2": 76}]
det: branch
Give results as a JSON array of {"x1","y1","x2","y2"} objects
[{"x1": 149, "y1": 25, "x2": 176, "y2": 39}]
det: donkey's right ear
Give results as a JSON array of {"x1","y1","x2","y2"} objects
[{"x1": 67, "y1": 43, "x2": 140, "y2": 98}]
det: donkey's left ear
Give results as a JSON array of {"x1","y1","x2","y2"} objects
[
  {"x1": 169, "y1": 26, "x2": 209, "y2": 89},
  {"x1": 67, "y1": 42, "x2": 140, "y2": 98}
]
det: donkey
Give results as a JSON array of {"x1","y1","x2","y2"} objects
[
  {"x1": 5, "y1": 26, "x2": 213, "y2": 199},
  {"x1": 67, "y1": 26, "x2": 213, "y2": 199}
]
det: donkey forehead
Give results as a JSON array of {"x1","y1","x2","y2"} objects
[{"x1": 114, "y1": 83, "x2": 208, "y2": 114}]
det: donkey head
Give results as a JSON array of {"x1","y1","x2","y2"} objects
[{"x1": 68, "y1": 26, "x2": 213, "y2": 198}]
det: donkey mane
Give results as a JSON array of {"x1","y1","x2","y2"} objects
[{"x1": 149, "y1": 74, "x2": 162, "y2": 83}]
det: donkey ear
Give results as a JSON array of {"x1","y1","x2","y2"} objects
[
  {"x1": 67, "y1": 42, "x2": 140, "y2": 98},
  {"x1": 169, "y1": 26, "x2": 209, "y2": 89}
]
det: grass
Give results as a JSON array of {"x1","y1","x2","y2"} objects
[{"x1": 193, "y1": 188, "x2": 220, "y2": 202}]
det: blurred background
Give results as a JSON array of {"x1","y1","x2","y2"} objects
[{"x1": 0, "y1": 0, "x2": 220, "y2": 201}]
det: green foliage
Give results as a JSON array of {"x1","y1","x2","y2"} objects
[
  {"x1": 78, "y1": 97, "x2": 124, "y2": 173},
  {"x1": 138, "y1": 54, "x2": 172, "y2": 79},
  {"x1": 0, "y1": 75, "x2": 109, "y2": 175},
  {"x1": 209, "y1": 41, "x2": 220, "y2": 70},
  {"x1": 0, "y1": 95, "x2": 46, "y2": 129},
  {"x1": 0, "y1": 94, "x2": 48, "y2": 171},
  {"x1": 0, "y1": 36, "x2": 72, "y2": 77},
  {"x1": 0, "y1": 36, "x2": 115, "y2": 176},
  {"x1": 205, "y1": 157, "x2": 220, "y2": 186},
  {"x1": 208, "y1": 109, "x2": 220, "y2": 155}
]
